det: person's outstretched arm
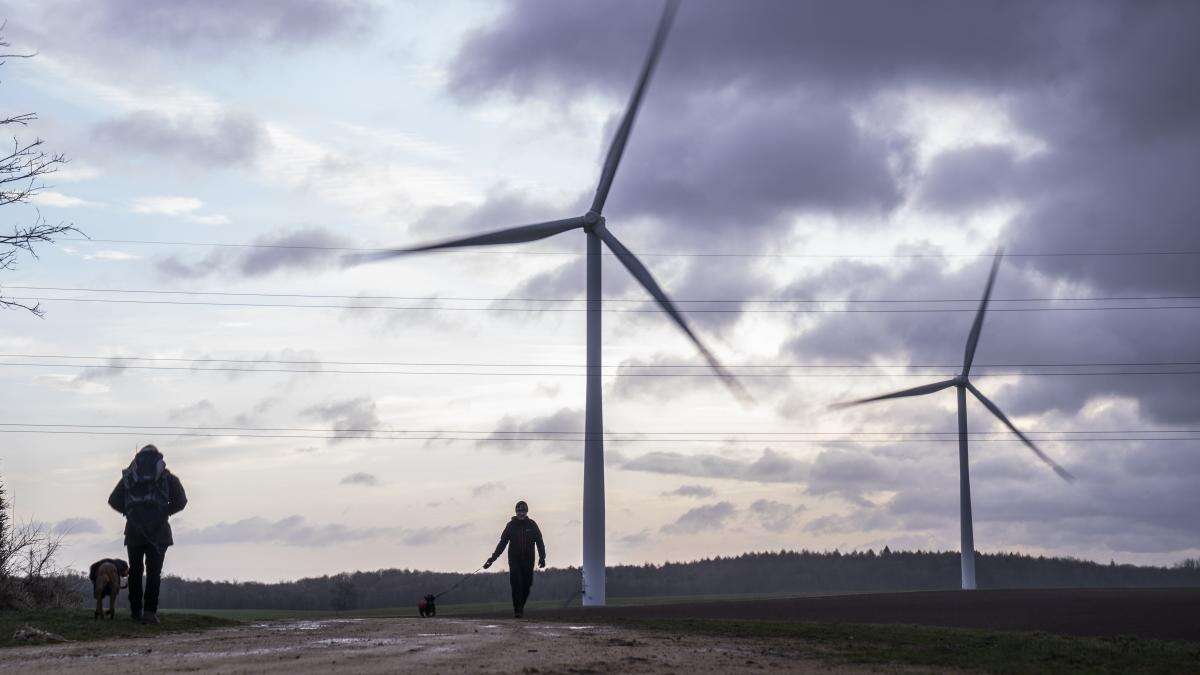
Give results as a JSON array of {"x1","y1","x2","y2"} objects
[
  {"x1": 107, "y1": 479, "x2": 126, "y2": 515},
  {"x1": 167, "y1": 473, "x2": 188, "y2": 516},
  {"x1": 485, "y1": 522, "x2": 511, "y2": 567},
  {"x1": 533, "y1": 521, "x2": 546, "y2": 567}
]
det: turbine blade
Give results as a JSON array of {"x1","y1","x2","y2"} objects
[
  {"x1": 966, "y1": 382, "x2": 1075, "y2": 482},
  {"x1": 829, "y1": 379, "x2": 959, "y2": 409},
  {"x1": 596, "y1": 225, "x2": 752, "y2": 404},
  {"x1": 962, "y1": 248, "x2": 1004, "y2": 376},
  {"x1": 343, "y1": 217, "x2": 585, "y2": 266},
  {"x1": 588, "y1": 0, "x2": 679, "y2": 214}
]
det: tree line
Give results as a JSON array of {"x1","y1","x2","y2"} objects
[{"x1": 142, "y1": 548, "x2": 1200, "y2": 611}]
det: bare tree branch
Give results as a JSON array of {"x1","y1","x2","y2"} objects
[{"x1": 0, "y1": 21, "x2": 78, "y2": 317}]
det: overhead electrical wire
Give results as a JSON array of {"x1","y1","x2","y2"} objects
[
  {"x1": 55, "y1": 237, "x2": 1200, "y2": 259},
  {"x1": 5, "y1": 353, "x2": 1198, "y2": 369},
  {"x1": 7, "y1": 296, "x2": 1200, "y2": 313},
  {"x1": 1, "y1": 424, "x2": 1198, "y2": 444},
  {"x1": 7, "y1": 285, "x2": 1199, "y2": 305},
  {"x1": 2, "y1": 361, "x2": 1198, "y2": 377}
]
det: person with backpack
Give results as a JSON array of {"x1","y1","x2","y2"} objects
[
  {"x1": 107, "y1": 444, "x2": 187, "y2": 624},
  {"x1": 483, "y1": 500, "x2": 545, "y2": 618}
]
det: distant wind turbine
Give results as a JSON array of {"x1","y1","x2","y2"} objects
[
  {"x1": 348, "y1": 0, "x2": 745, "y2": 606},
  {"x1": 831, "y1": 250, "x2": 1073, "y2": 590}
]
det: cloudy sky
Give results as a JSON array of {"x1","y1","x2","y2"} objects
[{"x1": 2, "y1": 0, "x2": 1198, "y2": 582}]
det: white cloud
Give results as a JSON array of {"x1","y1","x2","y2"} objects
[
  {"x1": 29, "y1": 190, "x2": 98, "y2": 208},
  {"x1": 130, "y1": 195, "x2": 229, "y2": 224},
  {"x1": 131, "y1": 195, "x2": 203, "y2": 215}
]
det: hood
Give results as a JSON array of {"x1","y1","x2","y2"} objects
[{"x1": 129, "y1": 445, "x2": 165, "y2": 479}]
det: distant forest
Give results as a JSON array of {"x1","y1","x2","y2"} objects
[{"x1": 136, "y1": 549, "x2": 1200, "y2": 611}]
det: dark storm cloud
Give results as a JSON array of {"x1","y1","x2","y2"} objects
[
  {"x1": 93, "y1": 110, "x2": 267, "y2": 168},
  {"x1": 783, "y1": 252, "x2": 1200, "y2": 424},
  {"x1": 238, "y1": 228, "x2": 349, "y2": 276},
  {"x1": 801, "y1": 437, "x2": 1200, "y2": 556},
  {"x1": 52, "y1": 0, "x2": 377, "y2": 53},
  {"x1": 918, "y1": 144, "x2": 1021, "y2": 211},
  {"x1": 450, "y1": 1, "x2": 1062, "y2": 100},
  {"x1": 156, "y1": 227, "x2": 348, "y2": 280},
  {"x1": 452, "y1": 0, "x2": 1200, "y2": 559},
  {"x1": 301, "y1": 397, "x2": 381, "y2": 444},
  {"x1": 452, "y1": 0, "x2": 1200, "y2": 310},
  {"x1": 661, "y1": 501, "x2": 736, "y2": 535}
]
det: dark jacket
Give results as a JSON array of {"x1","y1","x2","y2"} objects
[
  {"x1": 107, "y1": 450, "x2": 187, "y2": 549},
  {"x1": 491, "y1": 516, "x2": 546, "y2": 567}
]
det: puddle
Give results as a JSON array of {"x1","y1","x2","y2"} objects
[
  {"x1": 312, "y1": 638, "x2": 402, "y2": 647},
  {"x1": 568, "y1": 626, "x2": 594, "y2": 631},
  {"x1": 479, "y1": 624, "x2": 500, "y2": 629},
  {"x1": 179, "y1": 646, "x2": 298, "y2": 659},
  {"x1": 254, "y1": 619, "x2": 364, "y2": 632}
]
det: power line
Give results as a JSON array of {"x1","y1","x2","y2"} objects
[
  {"x1": 57, "y1": 237, "x2": 1200, "y2": 259},
  {"x1": 1, "y1": 425, "x2": 1197, "y2": 444},
  {"x1": 3, "y1": 361, "x2": 1198, "y2": 377},
  {"x1": 10, "y1": 296, "x2": 1200, "y2": 313},
  {"x1": 5, "y1": 423, "x2": 1196, "y2": 436},
  {"x1": 8, "y1": 285, "x2": 1200, "y2": 305},
  {"x1": 6, "y1": 353, "x2": 1199, "y2": 370}
]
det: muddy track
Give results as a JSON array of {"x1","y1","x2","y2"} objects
[{"x1": 0, "y1": 617, "x2": 862, "y2": 673}]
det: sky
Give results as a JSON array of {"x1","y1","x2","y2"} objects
[{"x1": 1, "y1": 0, "x2": 1198, "y2": 582}]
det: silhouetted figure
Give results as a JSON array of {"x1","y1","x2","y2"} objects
[
  {"x1": 484, "y1": 500, "x2": 546, "y2": 618},
  {"x1": 108, "y1": 444, "x2": 187, "y2": 624}
]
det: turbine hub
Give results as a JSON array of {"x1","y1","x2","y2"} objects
[{"x1": 582, "y1": 210, "x2": 603, "y2": 231}]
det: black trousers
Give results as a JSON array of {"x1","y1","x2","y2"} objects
[
  {"x1": 509, "y1": 560, "x2": 534, "y2": 613},
  {"x1": 127, "y1": 543, "x2": 166, "y2": 615}
]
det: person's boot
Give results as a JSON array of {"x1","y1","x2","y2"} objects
[
  {"x1": 130, "y1": 609, "x2": 143, "y2": 622},
  {"x1": 141, "y1": 612, "x2": 160, "y2": 625}
]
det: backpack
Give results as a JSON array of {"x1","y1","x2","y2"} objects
[{"x1": 123, "y1": 455, "x2": 170, "y2": 529}]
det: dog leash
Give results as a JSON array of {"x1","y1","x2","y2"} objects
[{"x1": 432, "y1": 565, "x2": 484, "y2": 600}]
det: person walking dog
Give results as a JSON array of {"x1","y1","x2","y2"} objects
[
  {"x1": 108, "y1": 444, "x2": 187, "y2": 624},
  {"x1": 484, "y1": 500, "x2": 546, "y2": 618}
]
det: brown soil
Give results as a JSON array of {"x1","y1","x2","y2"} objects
[
  {"x1": 520, "y1": 588, "x2": 1200, "y2": 642},
  {"x1": 0, "y1": 617, "x2": 867, "y2": 673}
]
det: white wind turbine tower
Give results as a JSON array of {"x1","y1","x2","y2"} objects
[
  {"x1": 832, "y1": 250, "x2": 1073, "y2": 590},
  {"x1": 349, "y1": 0, "x2": 746, "y2": 606}
]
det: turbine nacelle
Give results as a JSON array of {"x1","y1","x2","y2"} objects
[{"x1": 582, "y1": 211, "x2": 605, "y2": 232}]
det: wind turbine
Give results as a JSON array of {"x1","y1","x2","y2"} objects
[
  {"x1": 349, "y1": 0, "x2": 745, "y2": 606},
  {"x1": 832, "y1": 250, "x2": 1073, "y2": 590}
]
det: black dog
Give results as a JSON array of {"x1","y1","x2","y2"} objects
[{"x1": 418, "y1": 594, "x2": 436, "y2": 617}]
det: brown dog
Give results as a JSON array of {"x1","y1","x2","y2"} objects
[{"x1": 89, "y1": 558, "x2": 129, "y2": 619}]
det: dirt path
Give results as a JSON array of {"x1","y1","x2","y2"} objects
[{"x1": 0, "y1": 617, "x2": 860, "y2": 673}]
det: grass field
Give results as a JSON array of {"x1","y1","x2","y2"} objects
[
  {"x1": 621, "y1": 618, "x2": 1200, "y2": 674},
  {"x1": 163, "y1": 590, "x2": 822, "y2": 621},
  {"x1": 0, "y1": 610, "x2": 238, "y2": 648}
]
